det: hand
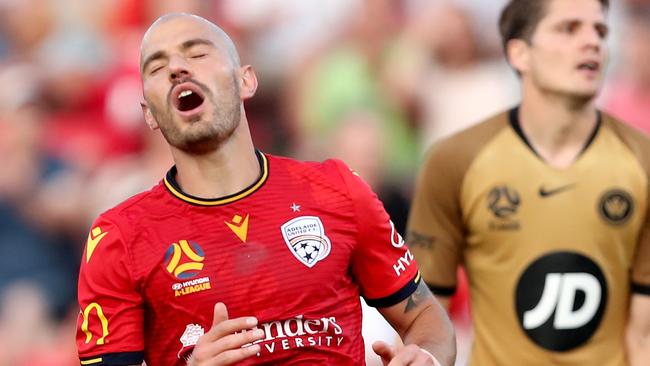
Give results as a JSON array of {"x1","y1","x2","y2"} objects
[
  {"x1": 372, "y1": 341, "x2": 442, "y2": 366},
  {"x1": 187, "y1": 303, "x2": 265, "y2": 366}
]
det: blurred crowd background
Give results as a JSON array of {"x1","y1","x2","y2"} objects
[{"x1": 0, "y1": 0, "x2": 648, "y2": 365}]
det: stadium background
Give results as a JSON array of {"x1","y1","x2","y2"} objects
[{"x1": 0, "y1": 0, "x2": 648, "y2": 365}]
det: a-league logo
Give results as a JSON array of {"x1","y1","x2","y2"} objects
[{"x1": 164, "y1": 240, "x2": 205, "y2": 279}]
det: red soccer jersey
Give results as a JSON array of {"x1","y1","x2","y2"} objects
[{"x1": 76, "y1": 151, "x2": 420, "y2": 365}]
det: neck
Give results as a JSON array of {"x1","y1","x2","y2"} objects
[
  {"x1": 518, "y1": 85, "x2": 599, "y2": 168},
  {"x1": 170, "y1": 120, "x2": 259, "y2": 199}
]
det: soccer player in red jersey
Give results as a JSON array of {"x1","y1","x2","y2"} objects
[{"x1": 75, "y1": 13, "x2": 455, "y2": 366}]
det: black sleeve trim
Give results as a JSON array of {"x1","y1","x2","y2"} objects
[
  {"x1": 365, "y1": 272, "x2": 421, "y2": 308},
  {"x1": 631, "y1": 282, "x2": 650, "y2": 296},
  {"x1": 80, "y1": 351, "x2": 144, "y2": 365},
  {"x1": 426, "y1": 282, "x2": 456, "y2": 297}
]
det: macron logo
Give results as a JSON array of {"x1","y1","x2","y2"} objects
[
  {"x1": 225, "y1": 214, "x2": 250, "y2": 243},
  {"x1": 86, "y1": 226, "x2": 108, "y2": 263}
]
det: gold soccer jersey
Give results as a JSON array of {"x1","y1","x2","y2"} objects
[{"x1": 408, "y1": 108, "x2": 650, "y2": 365}]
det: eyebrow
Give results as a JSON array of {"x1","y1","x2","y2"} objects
[{"x1": 141, "y1": 38, "x2": 216, "y2": 73}]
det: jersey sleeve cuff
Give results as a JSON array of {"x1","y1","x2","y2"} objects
[
  {"x1": 631, "y1": 282, "x2": 650, "y2": 296},
  {"x1": 80, "y1": 351, "x2": 144, "y2": 365},
  {"x1": 426, "y1": 282, "x2": 457, "y2": 297},
  {"x1": 365, "y1": 272, "x2": 421, "y2": 308}
]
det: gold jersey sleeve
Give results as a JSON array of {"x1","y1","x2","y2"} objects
[
  {"x1": 606, "y1": 117, "x2": 650, "y2": 291},
  {"x1": 407, "y1": 114, "x2": 508, "y2": 294},
  {"x1": 408, "y1": 109, "x2": 650, "y2": 366}
]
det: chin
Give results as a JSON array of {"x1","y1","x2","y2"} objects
[
  {"x1": 573, "y1": 87, "x2": 600, "y2": 100},
  {"x1": 560, "y1": 90, "x2": 598, "y2": 108},
  {"x1": 176, "y1": 134, "x2": 223, "y2": 154},
  {"x1": 551, "y1": 82, "x2": 599, "y2": 102}
]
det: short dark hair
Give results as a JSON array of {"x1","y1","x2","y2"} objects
[{"x1": 498, "y1": 0, "x2": 609, "y2": 53}]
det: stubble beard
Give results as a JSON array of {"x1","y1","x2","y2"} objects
[
  {"x1": 532, "y1": 70, "x2": 600, "y2": 110},
  {"x1": 557, "y1": 86, "x2": 600, "y2": 110},
  {"x1": 150, "y1": 81, "x2": 241, "y2": 155}
]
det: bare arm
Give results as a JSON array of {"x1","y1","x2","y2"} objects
[
  {"x1": 376, "y1": 281, "x2": 456, "y2": 366},
  {"x1": 626, "y1": 294, "x2": 650, "y2": 366},
  {"x1": 435, "y1": 295, "x2": 451, "y2": 311}
]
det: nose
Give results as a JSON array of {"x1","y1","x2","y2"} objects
[
  {"x1": 168, "y1": 55, "x2": 191, "y2": 83},
  {"x1": 583, "y1": 28, "x2": 602, "y2": 53}
]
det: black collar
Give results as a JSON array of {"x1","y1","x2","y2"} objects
[
  {"x1": 163, "y1": 150, "x2": 269, "y2": 206},
  {"x1": 508, "y1": 106, "x2": 601, "y2": 160}
]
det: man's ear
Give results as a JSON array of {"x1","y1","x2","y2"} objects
[
  {"x1": 141, "y1": 100, "x2": 159, "y2": 130},
  {"x1": 507, "y1": 38, "x2": 531, "y2": 75},
  {"x1": 239, "y1": 65, "x2": 258, "y2": 100}
]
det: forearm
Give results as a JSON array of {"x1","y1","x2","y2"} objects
[
  {"x1": 626, "y1": 323, "x2": 650, "y2": 366},
  {"x1": 436, "y1": 295, "x2": 451, "y2": 312},
  {"x1": 625, "y1": 294, "x2": 650, "y2": 366},
  {"x1": 400, "y1": 299, "x2": 456, "y2": 366}
]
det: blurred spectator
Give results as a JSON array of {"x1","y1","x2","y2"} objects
[
  {"x1": 220, "y1": 0, "x2": 356, "y2": 154},
  {"x1": 602, "y1": 7, "x2": 650, "y2": 134},
  {"x1": 327, "y1": 109, "x2": 411, "y2": 233},
  {"x1": 286, "y1": 0, "x2": 418, "y2": 180},
  {"x1": 0, "y1": 64, "x2": 81, "y2": 321},
  {"x1": 0, "y1": 0, "x2": 54, "y2": 60},
  {"x1": 0, "y1": 282, "x2": 54, "y2": 365},
  {"x1": 385, "y1": 2, "x2": 519, "y2": 149},
  {"x1": 626, "y1": 0, "x2": 650, "y2": 6},
  {"x1": 83, "y1": 130, "x2": 172, "y2": 222},
  {"x1": 0, "y1": 282, "x2": 77, "y2": 366}
]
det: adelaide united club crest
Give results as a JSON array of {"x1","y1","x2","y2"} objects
[{"x1": 281, "y1": 216, "x2": 331, "y2": 267}]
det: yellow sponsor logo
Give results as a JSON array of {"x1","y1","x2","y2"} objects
[
  {"x1": 86, "y1": 227, "x2": 108, "y2": 263},
  {"x1": 225, "y1": 213, "x2": 249, "y2": 243},
  {"x1": 81, "y1": 302, "x2": 109, "y2": 345}
]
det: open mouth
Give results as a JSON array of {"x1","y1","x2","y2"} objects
[
  {"x1": 171, "y1": 83, "x2": 205, "y2": 113},
  {"x1": 577, "y1": 61, "x2": 600, "y2": 72}
]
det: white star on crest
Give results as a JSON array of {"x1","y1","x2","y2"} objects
[{"x1": 291, "y1": 203, "x2": 301, "y2": 212}]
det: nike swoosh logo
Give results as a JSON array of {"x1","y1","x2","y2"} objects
[
  {"x1": 225, "y1": 214, "x2": 249, "y2": 243},
  {"x1": 86, "y1": 226, "x2": 108, "y2": 263},
  {"x1": 539, "y1": 184, "x2": 576, "y2": 198}
]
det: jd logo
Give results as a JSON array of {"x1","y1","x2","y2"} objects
[
  {"x1": 515, "y1": 252, "x2": 607, "y2": 351},
  {"x1": 523, "y1": 273, "x2": 600, "y2": 330}
]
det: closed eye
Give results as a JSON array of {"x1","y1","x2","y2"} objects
[
  {"x1": 191, "y1": 54, "x2": 207, "y2": 59},
  {"x1": 150, "y1": 65, "x2": 164, "y2": 75}
]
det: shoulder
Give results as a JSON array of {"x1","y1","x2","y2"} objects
[
  {"x1": 265, "y1": 153, "x2": 372, "y2": 204},
  {"x1": 96, "y1": 182, "x2": 167, "y2": 229},
  {"x1": 603, "y1": 113, "x2": 650, "y2": 176},
  {"x1": 603, "y1": 113, "x2": 650, "y2": 146},
  {"x1": 266, "y1": 153, "x2": 352, "y2": 186},
  {"x1": 420, "y1": 110, "x2": 510, "y2": 177}
]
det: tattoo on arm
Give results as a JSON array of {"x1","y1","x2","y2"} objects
[
  {"x1": 405, "y1": 280, "x2": 433, "y2": 313},
  {"x1": 406, "y1": 231, "x2": 435, "y2": 250}
]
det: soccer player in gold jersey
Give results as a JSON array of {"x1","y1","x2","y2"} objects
[{"x1": 407, "y1": 0, "x2": 650, "y2": 364}]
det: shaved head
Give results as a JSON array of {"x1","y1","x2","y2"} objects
[
  {"x1": 139, "y1": 12, "x2": 253, "y2": 154},
  {"x1": 140, "y1": 13, "x2": 240, "y2": 74}
]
